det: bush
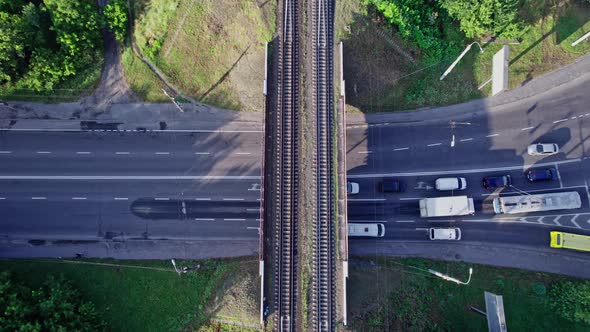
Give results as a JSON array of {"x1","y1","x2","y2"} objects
[
  {"x1": 548, "y1": 281, "x2": 590, "y2": 325},
  {"x1": 103, "y1": 0, "x2": 128, "y2": 42}
]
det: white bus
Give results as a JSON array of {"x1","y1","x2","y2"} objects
[
  {"x1": 348, "y1": 223, "x2": 385, "y2": 237},
  {"x1": 492, "y1": 191, "x2": 581, "y2": 215}
]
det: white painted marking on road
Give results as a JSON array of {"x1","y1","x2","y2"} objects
[
  {"x1": 36, "y1": 151, "x2": 51, "y2": 154},
  {"x1": 72, "y1": 197, "x2": 87, "y2": 200},
  {"x1": 0, "y1": 197, "x2": 6, "y2": 200},
  {"x1": 0, "y1": 128, "x2": 263, "y2": 133},
  {"x1": 428, "y1": 219, "x2": 456, "y2": 222},
  {"x1": 247, "y1": 227, "x2": 260, "y2": 230},
  {"x1": 246, "y1": 208, "x2": 260, "y2": 211},
  {"x1": 555, "y1": 163, "x2": 563, "y2": 188},
  {"x1": 31, "y1": 197, "x2": 46, "y2": 200},
  {"x1": 427, "y1": 143, "x2": 442, "y2": 147},
  {"x1": 347, "y1": 198, "x2": 386, "y2": 201},
  {"x1": 357, "y1": 151, "x2": 372, "y2": 154},
  {"x1": 223, "y1": 198, "x2": 245, "y2": 201},
  {"x1": 76, "y1": 152, "x2": 91, "y2": 155},
  {"x1": 571, "y1": 116, "x2": 577, "y2": 120},
  {"x1": 553, "y1": 216, "x2": 562, "y2": 226},
  {"x1": 235, "y1": 152, "x2": 252, "y2": 155},
  {"x1": 486, "y1": 134, "x2": 499, "y2": 138},
  {"x1": 399, "y1": 197, "x2": 421, "y2": 200},
  {"x1": 394, "y1": 147, "x2": 410, "y2": 151},
  {"x1": 195, "y1": 198, "x2": 211, "y2": 201},
  {"x1": 114, "y1": 197, "x2": 129, "y2": 200},
  {"x1": 521, "y1": 126, "x2": 534, "y2": 131},
  {"x1": 115, "y1": 152, "x2": 130, "y2": 155},
  {"x1": 459, "y1": 138, "x2": 474, "y2": 142},
  {"x1": 553, "y1": 119, "x2": 568, "y2": 124},
  {"x1": 224, "y1": 218, "x2": 246, "y2": 221},
  {"x1": 0, "y1": 151, "x2": 12, "y2": 154},
  {"x1": 155, "y1": 197, "x2": 170, "y2": 201},
  {"x1": 194, "y1": 152, "x2": 210, "y2": 155},
  {"x1": 155, "y1": 152, "x2": 170, "y2": 155},
  {"x1": 571, "y1": 215, "x2": 581, "y2": 228},
  {"x1": 395, "y1": 220, "x2": 415, "y2": 223},
  {"x1": 0, "y1": 175, "x2": 260, "y2": 180},
  {"x1": 195, "y1": 218, "x2": 215, "y2": 221},
  {"x1": 348, "y1": 159, "x2": 581, "y2": 178},
  {"x1": 585, "y1": 179, "x2": 590, "y2": 206}
]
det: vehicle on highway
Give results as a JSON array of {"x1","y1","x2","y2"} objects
[
  {"x1": 429, "y1": 228, "x2": 462, "y2": 240},
  {"x1": 380, "y1": 178, "x2": 402, "y2": 192},
  {"x1": 347, "y1": 182, "x2": 360, "y2": 195},
  {"x1": 435, "y1": 177, "x2": 467, "y2": 191},
  {"x1": 525, "y1": 168, "x2": 557, "y2": 182},
  {"x1": 482, "y1": 175, "x2": 512, "y2": 189},
  {"x1": 527, "y1": 143, "x2": 559, "y2": 156},
  {"x1": 492, "y1": 191, "x2": 581, "y2": 214},
  {"x1": 348, "y1": 223, "x2": 385, "y2": 237},
  {"x1": 550, "y1": 231, "x2": 590, "y2": 252},
  {"x1": 419, "y1": 196, "x2": 475, "y2": 218}
]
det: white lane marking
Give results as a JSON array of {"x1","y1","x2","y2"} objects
[
  {"x1": 224, "y1": 218, "x2": 246, "y2": 221},
  {"x1": 72, "y1": 197, "x2": 87, "y2": 200},
  {"x1": 115, "y1": 152, "x2": 130, "y2": 155},
  {"x1": 235, "y1": 152, "x2": 252, "y2": 155},
  {"x1": 76, "y1": 152, "x2": 91, "y2": 154},
  {"x1": 460, "y1": 138, "x2": 473, "y2": 142},
  {"x1": 395, "y1": 220, "x2": 415, "y2": 223},
  {"x1": 0, "y1": 151, "x2": 12, "y2": 154},
  {"x1": 247, "y1": 226, "x2": 260, "y2": 230},
  {"x1": 399, "y1": 197, "x2": 421, "y2": 201},
  {"x1": 155, "y1": 152, "x2": 170, "y2": 155},
  {"x1": 428, "y1": 219, "x2": 456, "y2": 222},
  {"x1": 571, "y1": 116, "x2": 577, "y2": 120},
  {"x1": 348, "y1": 158, "x2": 581, "y2": 178},
  {"x1": 195, "y1": 218, "x2": 215, "y2": 221},
  {"x1": 521, "y1": 126, "x2": 534, "y2": 131},
  {"x1": 31, "y1": 197, "x2": 46, "y2": 200},
  {"x1": 36, "y1": 151, "x2": 51, "y2": 154},
  {"x1": 246, "y1": 208, "x2": 261, "y2": 211},
  {"x1": 0, "y1": 197, "x2": 6, "y2": 200},
  {"x1": 555, "y1": 163, "x2": 563, "y2": 188},
  {"x1": 223, "y1": 198, "x2": 245, "y2": 201},
  {"x1": 394, "y1": 147, "x2": 410, "y2": 151},
  {"x1": 427, "y1": 143, "x2": 442, "y2": 147},
  {"x1": 0, "y1": 128, "x2": 263, "y2": 133},
  {"x1": 114, "y1": 197, "x2": 129, "y2": 200},
  {"x1": 553, "y1": 119, "x2": 568, "y2": 124},
  {"x1": 553, "y1": 216, "x2": 562, "y2": 226},
  {"x1": 486, "y1": 134, "x2": 499, "y2": 138},
  {"x1": 0, "y1": 175, "x2": 260, "y2": 180},
  {"x1": 347, "y1": 198, "x2": 386, "y2": 201},
  {"x1": 194, "y1": 152, "x2": 210, "y2": 155},
  {"x1": 154, "y1": 197, "x2": 170, "y2": 201},
  {"x1": 195, "y1": 198, "x2": 211, "y2": 201},
  {"x1": 571, "y1": 215, "x2": 580, "y2": 228},
  {"x1": 585, "y1": 179, "x2": 590, "y2": 206},
  {"x1": 357, "y1": 151, "x2": 372, "y2": 154}
]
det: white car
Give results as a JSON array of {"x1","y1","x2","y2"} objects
[
  {"x1": 429, "y1": 228, "x2": 461, "y2": 240},
  {"x1": 527, "y1": 143, "x2": 559, "y2": 156},
  {"x1": 347, "y1": 182, "x2": 359, "y2": 195}
]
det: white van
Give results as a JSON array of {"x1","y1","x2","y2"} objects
[
  {"x1": 429, "y1": 228, "x2": 461, "y2": 240},
  {"x1": 435, "y1": 177, "x2": 467, "y2": 191},
  {"x1": 348, "y1": 223, "x2": 385, "y2": 237}
]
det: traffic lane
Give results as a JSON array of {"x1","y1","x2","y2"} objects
[
  {"x1": 0, "y1": 131, "x2": 263, "y2": 155},
  {"x1": 0, "y1": 200, "x2": 259, "y2": 240},
  {"x1": 0, "y1": 153, "x2": 261, "y2": 176},
  {"x1": 0, "y1": 179, "x2": 262, "y2": 201}
]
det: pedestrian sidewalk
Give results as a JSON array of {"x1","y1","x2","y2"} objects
[{"x1": 347, "y1": 52, "x2": 590, "y2": 125}]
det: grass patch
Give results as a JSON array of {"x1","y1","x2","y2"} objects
[
  {"x1": 337, "y1": 0, "x2": 590, "y2": 113},
  {"x1": 0, "y1": 258, "x2": 243, "y2": 331},
  {"x1": 0, "y1": 50, "x2": 103, "y2": 103},
  {"x1": 121, "y1": 47, "x2": 168, "y2": 102},
  {"x1": 348, "y1": 257, "x2": 589, "y2": 331},
  {"x1": 124, "y1": 0, "x2": 276, "y2": 111}
]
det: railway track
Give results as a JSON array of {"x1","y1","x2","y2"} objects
[
  {"x1": 311, "y1": 0, "x2": 335, "y2": 331},
  {"x1": 274, "y1": 0, "x2": 300, "y2": 331}
]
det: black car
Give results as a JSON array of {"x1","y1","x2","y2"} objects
[
  {"x1": 526, "y1": 168, "x2": 557, "y2": 182},
  {"x1": 482, "y1": 175, "x2": 512, "y2": 189}
]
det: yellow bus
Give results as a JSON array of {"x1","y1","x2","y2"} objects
[{"x1": 550, "y1": 231, "x2": 590, "y2": 252}]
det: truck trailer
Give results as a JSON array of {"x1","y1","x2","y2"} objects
[{"x1": 419, "y1": 196, "x2": 475, "y2": 218}]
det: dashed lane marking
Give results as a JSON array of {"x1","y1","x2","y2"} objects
[
  {"x1": 427, "y1": 143, "x2": 442, "y2": 147},
  {"x1": 31, "y1": 197, "x2": 46, "y2": 200},
  {"x1": 195, "y1": 198, "x2": 211, "y2": 201},
  {"x1": 394, "y1": 147, "x2": 409, "y2": 151},
  {"x1": 395, "y1": 220, "x2": 415, "y2": 223},
  {"x1": 521, "y1": 126, "x2": 534, "y2": 131},
  {"x1": 486, "y1": 134, "x2": 499, "y2": 137},
  {"x1": 194, "y1": 152, "x2": 210, "y2": 155},
  {"x1": 115, "y1": 152, "x2": 130, "y2": 155},
  {"x1": 234, "y1": 152, "x2": 252, "y2": 155},
  {"x1": 155, "y1": 152, "x2": 170, "y2": 155},
  {"x1": 36, "y1": 151, "x2": 51, "y2": 154},
  {"x1": 399, "y1": 197, "x2": 421, "y2": 200},
  {"x1": 460, "y1": 138, "x2": 474, "y2": 142},
  {"x1": 224, "y1": 218, "x2": 246, "y2": 221},
  {"x1": 72, "y1": 197, "x2": 87, "y2": 200},
  {"x1": 553, "y1": 119, "x2": 568, "y2": 124},
  {"x1": 0, "y1": 151, "x2": 12, "y2": 154},
  {"x1": 0, "y1": 197, "x2": 6, "y2": 200},
  {"x1": 154, "y1": 197, "x2": 170, "y2": 201},
  {"x1": 76, "y1": 152, "x2": 91, "y2": 154},
  {"x1": 195, "y1": 218, "x2": 215, "y2": 221},
  {"x1": 114, "y1": 197, "x2": 129, "y2": 200},
  {"x1": 357, "y1": 151, "x2": 372, "y2": 154},
  {"x1": 223, "y1": 198, "x2": 245, "y2": 201}
]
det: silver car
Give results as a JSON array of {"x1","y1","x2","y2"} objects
[{"x1": 527, "y1": 143, "x2": 559, "y2": 156}]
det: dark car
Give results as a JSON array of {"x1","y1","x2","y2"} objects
[
  {"x1": 380, "y1": 178, "x2": 403, "y2": 192},
  {"x1": 482, "y1": 175, "x2": 512, "y2": 189},
  {"x1": 526, "y1": 168, "x2": 557, "y2": 182}
]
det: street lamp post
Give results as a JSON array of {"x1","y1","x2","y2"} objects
[
  {"x1": 440, "y1": 42, "x2": 484, "y2": 80},
  {"x1": 429, "y1": 267, "x2": 473, "y2": 285}
]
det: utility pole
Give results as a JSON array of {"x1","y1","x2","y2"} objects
[{"x1": 440, "y1": 42, "x2": 484, "y2": 80}]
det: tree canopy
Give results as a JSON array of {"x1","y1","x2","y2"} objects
[{"x1": 548, "y1": 281, "x2": 590, "y2": 325}]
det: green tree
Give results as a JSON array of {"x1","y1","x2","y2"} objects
[
  {"x1": 0, "y1": 272, "x2": 105, "y2": 331},
  {"x1": 0, "y1": 11, "x2": 26, "y2": 83},
  {"x1": 548, "y1": 281, "x2": 590, "y2": 325},
  {"x1": 103, "y1": 0, "x2": 128, "y2": 43}
]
